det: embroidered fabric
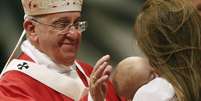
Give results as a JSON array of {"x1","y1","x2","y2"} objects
[{"x1": 20, "y1": 40, "x2": 87, "y2": 99}]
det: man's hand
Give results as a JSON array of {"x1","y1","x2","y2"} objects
[{"x1": 89, "y1": 55, "x2": 112, "y2": 101}]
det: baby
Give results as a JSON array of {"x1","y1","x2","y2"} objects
[{"x1": 111, "y1": 57, "x2": 156, "y2": 100}]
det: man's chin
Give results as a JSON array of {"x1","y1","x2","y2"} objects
[
  {"x1": 56, "y1": 55, "x2": 76, "y2": 66},
  {"x1": 59, "y1": 47, "x2": 78, "y2": 62},
  {"x1": 60, "y1": 44, "x2": 78, "y2": 53},
  {"x1": 62, "y1": 52, "x2": 76, "y2": 60}
]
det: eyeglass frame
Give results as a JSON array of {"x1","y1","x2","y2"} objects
[{"x1": 27, "y1": 16, "x2": 87, "y2": 33}]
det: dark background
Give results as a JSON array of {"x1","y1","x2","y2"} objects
[{"x1": 0, "y1": 0, "x2": 146, "y2": 72}]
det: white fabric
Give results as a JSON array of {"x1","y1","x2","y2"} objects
[
  {"x1": 88, "y1": 92, "x2": 94, "y2": 101},
  {"x1": 88, "y1": 93, "x2": 106, "y2": 101},
  {"x1": 2, "y1": 40, "x2": 91, "y2": 100},
  {"x1": 2, "y1": 59, "x2": 85, "y2": 100},
  {"x1": 133, "y1": 77, "x2": 176, "y2": 101},
  {"x1": 21, "y1": 40, "x2": 73, "y2": 73},
  {"x1": 21, "y1": 0, "x2": 83, "y2": 16}
]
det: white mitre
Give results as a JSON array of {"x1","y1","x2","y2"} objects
[{"x1": 21, "y1": 0, "x2": 83, "y2": 16}]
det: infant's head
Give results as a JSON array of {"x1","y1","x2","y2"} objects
[{"x1": 112, "y1": 57, "x2": 156, "y2": 99}]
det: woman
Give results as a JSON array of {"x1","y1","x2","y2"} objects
[{"x1": 134, "y1": 0, "x2": 201, "y2": 100}]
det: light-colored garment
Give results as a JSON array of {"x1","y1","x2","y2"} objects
[
  {"x1": 21, "y1": 40, "x2": 75, "y2": 73},
  {"x1": 133, "y1": 77, "x2": 176, "y2": 101}
]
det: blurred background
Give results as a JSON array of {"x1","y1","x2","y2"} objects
[{"x1": 0, "y1": 0, "x2": 146, "y2": 72}]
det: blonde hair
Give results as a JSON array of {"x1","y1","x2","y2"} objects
[{"x1": 134, "y1": 0, "x2": 201, "y2": 100}]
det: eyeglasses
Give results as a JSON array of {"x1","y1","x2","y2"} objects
[{"x1": 29, "y1": 16, "x2": 87, "y2": 32}]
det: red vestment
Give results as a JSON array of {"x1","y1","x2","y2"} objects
[{"x1": 0, "y1": 53, "x2": 121, "y2": 101}]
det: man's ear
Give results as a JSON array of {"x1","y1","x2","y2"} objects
[{"x1": 23, "y1": 19, "x2": 38, "y2": 42}]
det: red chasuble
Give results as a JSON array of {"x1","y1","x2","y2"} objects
[{"x1": 0, "y1": 53, "x2": 122, "y2": 101}]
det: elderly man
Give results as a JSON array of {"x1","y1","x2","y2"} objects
[{"x1": 0, "y1": 0, "x2": 119, "y2": 101}]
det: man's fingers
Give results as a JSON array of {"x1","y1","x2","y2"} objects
[
  {"x1": 89, "y1": 75, "x2": 108, "y2": 97},
  {"x1": 90, "y1": 55, "x2": 110, "y2": 83},
  {"x1": 89, "y1": 55, "x2": 111, "y2": 101},
  {"x1": 92, "y1": 62, "x2": 108, "y2": 79},
  {"x1": 93, "y1": 55, "x2": 110, "y2": 72},
  {"x1": 94, "y1": 75, "x2": 109, "y2": 88},
  {"x1": 102, "y1": 65, "x2": 112, "y2": 76}
]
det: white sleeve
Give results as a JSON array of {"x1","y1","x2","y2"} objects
[
  {"x1": 88, "y1": 92, "x2": 106, "y2": 101},
  {"x1": 88, "y1": 92, "x2": 93, "y2": 101},
  {"x1": 133, "y1": 77, "x2": 176, "y2": 101}
]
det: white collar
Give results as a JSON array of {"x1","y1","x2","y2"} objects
[{"x1": 21, "y1": 40, "x2": 74, "y2": 73}]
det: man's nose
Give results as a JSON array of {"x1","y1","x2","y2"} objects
[{"x1": 66, "y1": 27, "x2": 80, "y2": 39}]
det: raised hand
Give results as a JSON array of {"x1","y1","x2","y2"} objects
[{"x1": 89, "y1": 55, "x2": 113, "y2": 101}]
